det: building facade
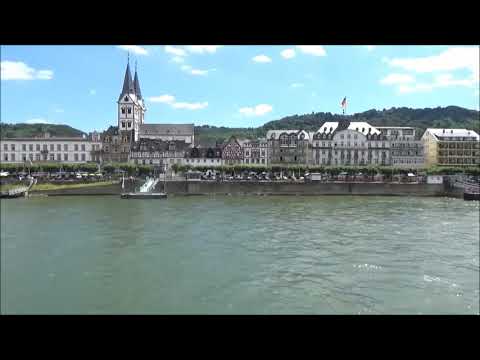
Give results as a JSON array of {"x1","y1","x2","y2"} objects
[
  {"x1": 221, "y1": 136, "x2": 244, "y2": 165},
  {"x1": 184, "y1": 144, "x2": 223, "y2": 167},
  {"x1": 421, "y1": 128, "x2": 480, "y2": 167},
  {"x1": 129, "y1": 138, "x2": 190, "y2": 169},
  {"x1": 242, "y1": 138, "x2": 268, "y2": 165},
  {"x1": 0, "y1": 132, "x2": 101, "y2": 164},
  {"x1": 312, "y1": 121, "x2": 390, "y2": 166},
  {"x1": 377, "y1": 127, "x2": 424, "y2": 168},
  {"x1": 267, "y1": 130, "x2": 312, "y2": 165}
]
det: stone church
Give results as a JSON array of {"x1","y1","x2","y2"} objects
[{"x1": 101, "y1": 60, "x2": 195, "y2": 164}]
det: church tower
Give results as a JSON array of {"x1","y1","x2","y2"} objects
[{"x1": 117, "y1": 57, "x2": 146, "y2": 142}]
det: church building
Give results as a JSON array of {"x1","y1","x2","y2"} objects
[{"x1": 101, "y1": 59, "x2": 195, "y2": 164}]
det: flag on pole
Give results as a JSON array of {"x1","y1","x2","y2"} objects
[{"x1": 341, "y1": 97, "x2": 347, "y2": 114}]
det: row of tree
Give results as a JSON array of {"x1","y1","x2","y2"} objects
[
  {"x1": 2, "y1": 162, "x2": 479, "y2": 177},
  {"x1": 171, "y1": 163, "x2": 480, "y2": 176}
]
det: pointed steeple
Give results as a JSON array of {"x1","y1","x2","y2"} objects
[
  {"x1": 133, "y1": 61, "x2": 142, "y2": 99},
  {"x1": 119, "y1": 59, "x2": 134, "y2": 101}
]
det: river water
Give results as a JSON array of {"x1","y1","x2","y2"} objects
[{"x1": 1, "y1": 195, "x2": 478, "y2": 314}]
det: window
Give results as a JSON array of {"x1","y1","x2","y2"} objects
[
  {"x1": 74, "y1": 144, "x2": 78, "y2": 151},
  {"x1": 22, "y1": 144, "x2": 26, "y2": 151},
  {"x1": 261, "y1": 159, "x2": 265, "y2": 164},
  {"x1": 57, "y1": 154, "x2": 61, "y2": 161},
  {"x1": 36, "y1": 144, "x2": 41, "y2": 151},
  {"x1": 11, "y1": 144, "x2": 15, "y2": 151},
  {"x1": 43, "y1": 144, "x2": 47, "y2": 151},
  {"x1": 36, "y1": 154, "x2": 40, "y2": 161},
  {"x1": 64, "y1": 144, "x2": 68, "y2": 151},
  {"x1": 81, "y1": 154, "x2": 86, "y2": 161},
  {"x1": 81, "y1": 144, "x2": 85, "y2": 151},
  {"x1": 64, "y1": 153, "x2": 68, "y2": 161},
  {"x1": 124, "y1": 96, "x2": 128, "y2": 101},
  {"x1": 246, "y1": 159, "x2": 250, "y2": 164},
  {"x1": 50, "y1": 154, "x2": 55, "y2": 161},
  {"x1": 121, "y1": 107, "x2": 126, "y2": 114},
  {"x1": 50, "y1": 144, "x2": 54, "y2": 151},
  {"x1": 57, "y1": 144, "x2": 61, "y2": 151},
  {"x1": 3, "y1": 153, "x2": 8, "y2": 161},
  {"x1": 128, "y1": 107, "x2": 132, "y2": 114},
  {"x1": 28, "y1": 144, "x2": 33, "y2": 151},
  {"x1": 128, "y1": 121, "x2": 132, "y2": 128},
  {"x1": 121, "y1": 122, "x2": 126, "y2": 128},
  {"x1": 11, "y1": 154, "x2": 15, "y2": 161},
  {"x1": 74, "y1": 154, "x2": 78, "y2": 161}
]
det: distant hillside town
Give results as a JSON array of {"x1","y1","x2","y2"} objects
[{"x1": 1, "y1": 61, "x2": 479, "y2": 170}]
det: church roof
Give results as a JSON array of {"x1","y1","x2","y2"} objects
[
  {"x1": 118, "y1": 62, "x2": 134, "y2": 101},
  {"x1": 133, "y1": 69, "x2": 142, "y2": 99},
  {"x1": 139, "y1": 123, "x2": 194, "y2": 136}
]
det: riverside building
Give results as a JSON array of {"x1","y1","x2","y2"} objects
[
  {"x1": 312, "y1": 120, "x2": 390, "y2": 166},
  {"x1": 377, "y1": 127, "x2": 424, "y2": 168},
  {"x1": 421, "y1": 128, "x2": 480, "y2": 167},
  {"x1": 0, "y1": 131, "x2": 101, "y2": 164},
  {"x1": 267, "y1": 130, "x2": 313, "y2": 165}
]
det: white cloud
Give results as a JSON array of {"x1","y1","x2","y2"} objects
[
  {"x1": 252, "y1": 55, "x2": 272, "y2": 63},
  {"x1": 148, "y1": 94, "x2": 175, "y2": 103},
  {"x1": 25, "y1": 118, "x2": 52, "y2": 124},
  {"x1": 296, "y1": 46, "x2": 326, "y2": 57},
  {"x1": 147, "y1": 94, "x2": 208, "y2": 110},
  {"x1": 291, "y1": 83, "x2": 304, "y2": 88},
  {"x1": 180, "y1": 64, "x2": 210, "y2": 76},
  {"x1": 172, "y1": 101, "x2": 208, "y2": 110},
  {"x1": 184, "y1": 46, "x2": 222, "y2": 54},
  {"x1": 365, "y1": 46, "x2": 376, "y2": 51},
  {"x1": 281, "y1": 49, "x2": 296, "y2": 59},
  {"x1": 165, "y1": 45, "x2": 187, "y2": 57},
  {"x1": 89, "y1": 89, "x2": 96, "y2": 95},
  {"x1": 387, "y1": 47, "x2": 479, "y2": 79},
  {"x1": 397, "y1": 73, "x2": 477, "y2": 94},
  {"x1": 380, "y1": 73, "x2": 415, "y2": 85},
  {"x1": 54, "y1": 108, "x2": 64, "y2": 113},
  {"x1": 1, "y1": 61, "x2": 53, "y2": 80},
  {"x1": 171, "y1": 56, "x2": 185, "y2": 63},
  {"x1": 117, "y1": 45, "x2": 148, "y2": 56},
  {"x1": 239, "y1": 104, "x2": 273, "y2": 117}
]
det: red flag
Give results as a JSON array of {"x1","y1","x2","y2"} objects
[{"x1": 341, "y1": 97, "x2": 347, "y2": 108}]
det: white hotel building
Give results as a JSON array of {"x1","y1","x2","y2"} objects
[{"x1": 0, "y1": 132, "x2": 102, "y2": 164}]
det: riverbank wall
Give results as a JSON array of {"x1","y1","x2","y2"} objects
[
  {"x1": 24, "y1": 180, "x2": 464, "y2": 198},
  {"x1": 156, "y1": 181, "x2": 450, "y2": 197}
]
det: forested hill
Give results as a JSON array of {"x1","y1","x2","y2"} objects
[
  {"x1": 1, "y1": 123, "x2": 86, "y2": 138},
  {"x1": 196, "y1": 106, "x2": 479, "y2": 142},
  {"x1": 2, "y1": 106, "x2": 478, "y2": 142}
]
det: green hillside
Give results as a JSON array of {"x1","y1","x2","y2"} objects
[{"x1": 0, "y1": 123, "x2": 86, "y2": 138}]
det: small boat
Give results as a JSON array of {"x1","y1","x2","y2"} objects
[
  {"x1": 463, "y1": 182, "x2": 480, "y2": 201},
  {"x1": 121, "y1": 192, "x2": 167, "y2": 199}
]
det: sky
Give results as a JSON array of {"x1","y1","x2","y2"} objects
[{"x1": 1, "y1": 45, "x2": 479, "y2": 133}]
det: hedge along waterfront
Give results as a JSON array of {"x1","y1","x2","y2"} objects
[
  {"x1": 171, "y1": 163, "x2": 480, "y2": 176},
  {"x1": 0, "y1": 162, "x2": 155, "y2": 176}
]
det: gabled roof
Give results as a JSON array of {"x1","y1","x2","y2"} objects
[{"x1": 139, "y1": 123, "x2": 194, "y2": 136}]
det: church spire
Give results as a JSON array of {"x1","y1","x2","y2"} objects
[
  {"x1": 119, "y1": 59, "x2": 134, "y2": 101},
  {"x1": 133, "y1": 61, "x2": 142, "y2": 100}
]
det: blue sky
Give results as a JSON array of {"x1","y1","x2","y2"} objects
[{"x1": 1, "y1": 45, "x2": 479, "y2": 133}]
